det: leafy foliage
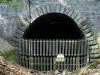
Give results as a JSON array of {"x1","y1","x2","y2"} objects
[{"x1": 0, "y1": 50, "x2": 16, "y2": 61}]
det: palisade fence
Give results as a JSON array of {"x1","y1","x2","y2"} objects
[{"x1": 16, "y1": 39, "x2": 90, "y2": 71}]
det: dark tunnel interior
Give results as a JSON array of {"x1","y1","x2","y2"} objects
[{"x1": 23, "y1": 13, "x2": 85, "y2": 40}]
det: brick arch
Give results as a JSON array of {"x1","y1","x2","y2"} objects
[{"x1": 12, "y1": 3, "x2": 99, "y2": 62}]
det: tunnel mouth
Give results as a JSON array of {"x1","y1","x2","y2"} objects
[
  {"x1": 19, "y1": 13, "x2": 90, "y2": 71},
  {"x1": 23, "y1": 13, "x2": 85, "y2": 40}
]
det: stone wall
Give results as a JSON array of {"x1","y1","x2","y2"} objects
[
  {"x1": 0, "y1": 0, "x2": 100, "y2": 49},
  {"x1": 29, "y1": 0, "x2": 100, "y2": 33}
]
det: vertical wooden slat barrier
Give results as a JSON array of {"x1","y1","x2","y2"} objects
[{"x1": 17, "y1": 39, "x2": 89, "y2": 71}]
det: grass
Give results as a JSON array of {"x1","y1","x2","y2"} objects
[{"x1": 0, "y1": 50, "x2": 16, "y2": 61}]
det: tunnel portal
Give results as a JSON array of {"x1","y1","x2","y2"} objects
[
  {"x1": 23, "y1": 13, "x2": 85, "y2": 40},
  {"x1": 17, "y1": 13, "x2": 89, "y2": 71}
]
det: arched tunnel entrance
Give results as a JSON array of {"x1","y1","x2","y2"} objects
[
  {"x1": 14, "y1": 3, "x2": 99, "y2": 71},
  {"x1": 23, "y1": 13, "x2": 85, "y2": 40},
  {"x1": 18, "y1": 13, "x2": 89, "y2": 71}
]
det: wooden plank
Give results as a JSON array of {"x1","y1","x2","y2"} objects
[
  {"x1": 56, "y1": 39, "x2": 58, "y2": 55},
  {"x1": 59, "y1": 40, "x2": 62, "y2": 54},
  {"x1": 43, "y1": 40, "x2": 46, "y2": 56},
  {"x1": 49, "y1": 40, "x2": 52, "y2": 56},
  {"x1": 30, "y1": 40, "x2": 32, "y2": 56},
  {"x1": 46, "y1": 40, "x2": 49, "y2": 56},
  {"x1": 36, "y1": 40, "x2": 39, "y2": 56},
  {"x1": 65, "y1": 40, "x2": 68, "y2": 56},
  {"x1": 29, "y1": 40, "x2": 31, "y2": 56},
  {"x1": 53, "y1": 40, "x2": 55, "y2": 56},
  {"x1": 82, "y1": 40, "x2": 84, "y2": 56},
  {"x1": 38, "y1": 56, "x2": 39, "y2": 70},
  {"x1": 62, "y1": 40, "x2": 65, "y2": 54},
  {"x1": 68, "y1": 40, "x2": 70, "y2": 56},
  {"x1": 40, "y1": 40, "x2": 42, "y2": 56},
  {"x1": 22, "y1": 39, "x2": 24, "y2": 54},
  {"x1": 71, "y1": 40, "x2": 74, "y2": 56},
  {"x1": 74, "y1": 40, "x2": 77, "y2": 56},
  {"x1": 34, "y1": 40, "x2": 36, "y2": 56}
]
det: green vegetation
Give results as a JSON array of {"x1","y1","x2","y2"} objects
[
  {"x1": 0, "y1": 0, "x2": 21, "y2": 6},
  {"x1": 1, "y1": 0, "x2": 7, "y2": 3},
  {"x1": 0, "y1": 50, "x2": 16, "y2": 61},
  {"x1": 9, "y1": 1, "x2": 21, "y2": 6}
]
